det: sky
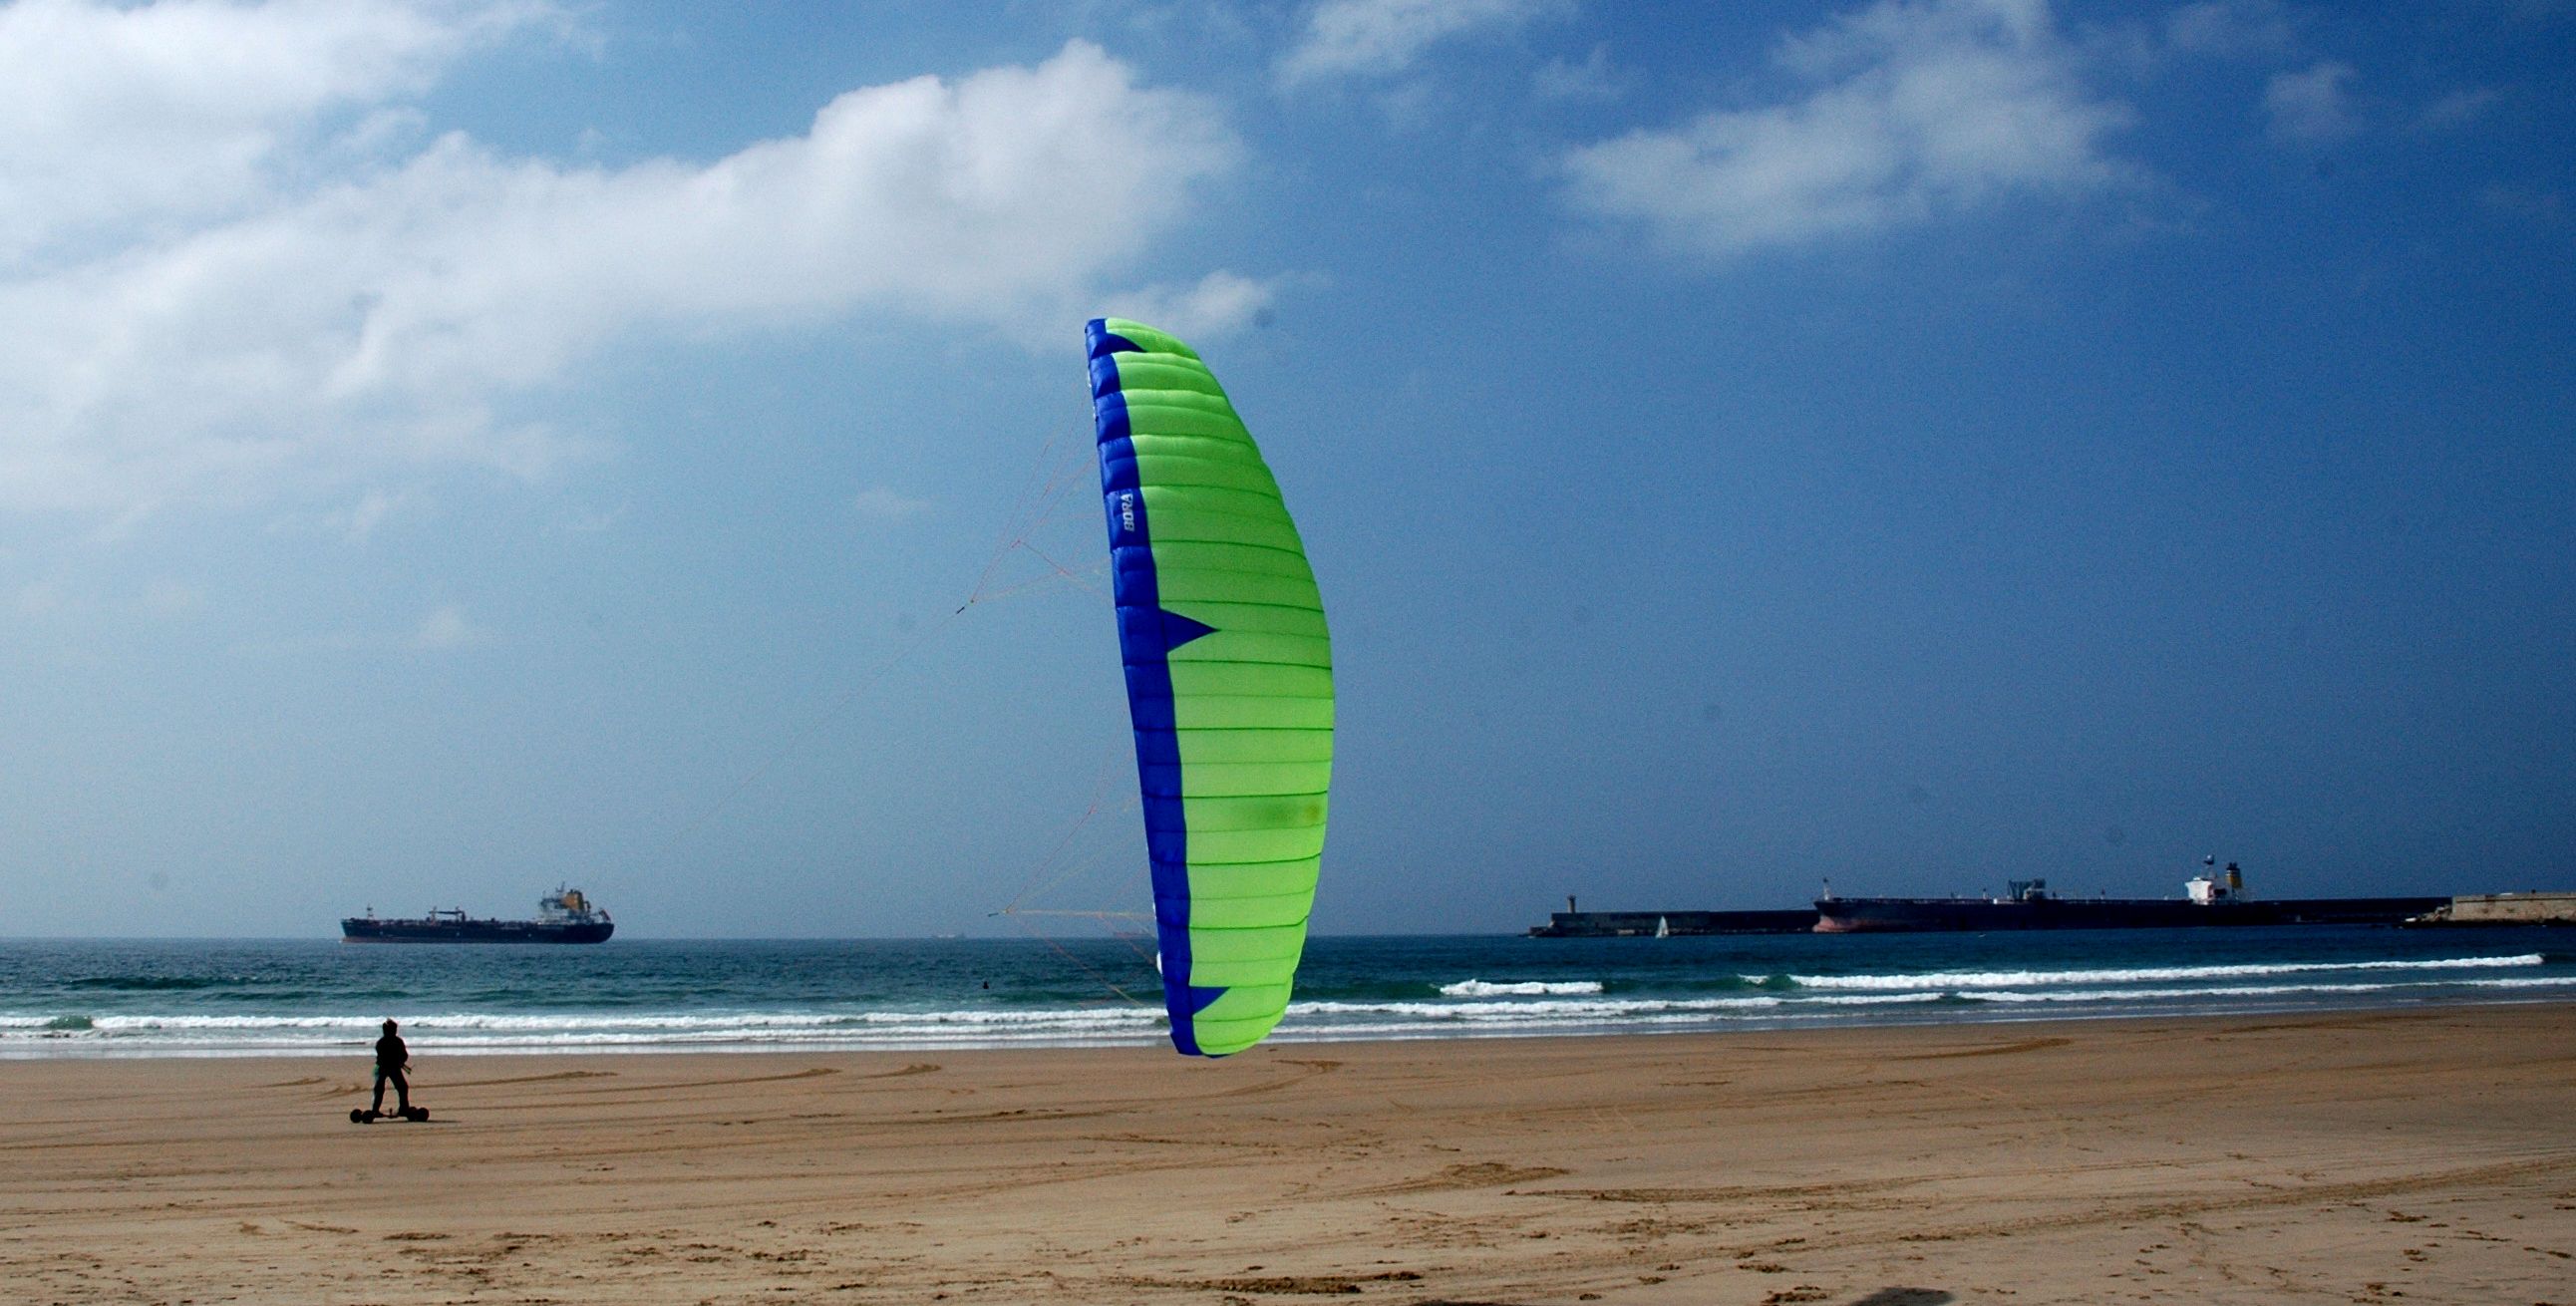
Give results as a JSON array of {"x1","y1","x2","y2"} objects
[{"x1": 1, "y1": 0, "x2": 2569, "y2": 938}]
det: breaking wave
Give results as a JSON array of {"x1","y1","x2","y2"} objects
[
  {"x1": 1437, "y1": 979, "x2": 1606, "y2": 997},
  {"x1": 1786, "y1": 954, "x2": 2546, "y2": 992}
]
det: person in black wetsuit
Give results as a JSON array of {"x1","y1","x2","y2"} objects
[{"x1": 371, "y1": 1019, "x2": 411, "y2": 1116}]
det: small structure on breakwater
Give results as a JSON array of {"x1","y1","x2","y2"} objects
[{"x1": 2405, "y1": 891, "x2": 2576, "y2": 927}]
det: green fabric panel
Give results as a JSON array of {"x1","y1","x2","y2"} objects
[
  {"x1": 1184, "y1": 890, "x2": 1316, "y2": 929},
  {"x1": 1143, "y1": 483, "x2": 1299, "y2": 520},
  {"x1": 1168, "y1": 661, "x2": 1333, "y2": 701},
  {"x1": 1181, "y1": 793, "x2": 1328, "y2": 833},
  {"x1": 1165, "y1": 695, "x2": 1335, "y2": 731},
  {"x1": 1188, "y1": 921, "x2": 1310, "y2": 967},
  {"x1": 1113, "y1": 356, "x2": 1231, "y2": 395},
  {"x1": 1126, "y1": 413, "x2": 1257, "y2": 445},
  {"x1": 1184, "y1": 858, "x2": 1322, "y2": 899},
  {"x1": 1153, "y1": 565, "x2": 1320, "y2": 607},
  {"x1": 1174, "y1": 760, "x2": 1333, "y2": 798},
  {"x1": 1184, "y1": 962, "x2": 1299, "y2": 992},
  {"x1": 1178, "y1": 728, "x2": 1336, "y2": 764},
  {"x1": 1147, "y1": 496, "x2": 1286, "y2": 528},
  {"x1": 1167, "y1": 628, "x2": 1333, "y2": 670},
  {"x1": 1142, "y1": 511, "x2": 1307, "y2": 554},
  {"x1": 1130, "y1": 452, "x2": 1281, "y2": 494},
  {"x1": 1186, "y1": 824, "x2": 1328, "y2": 864},
  {"x1": 1147, "y1": 540, "x2": 1317, "y2": 583}
]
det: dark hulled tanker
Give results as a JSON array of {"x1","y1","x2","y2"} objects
[
  {"x1": 1812, "y1": 863, "x2": 2441, "y2": 933},
  {"x1": 342, "y1": 886, "x2": 614, "y2": 943}
]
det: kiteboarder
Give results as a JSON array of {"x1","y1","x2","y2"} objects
[{"x1": 371, "y1": 1019, "x2": 412, "y2": 1117}]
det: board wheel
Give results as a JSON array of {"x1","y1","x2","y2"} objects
[
  {"x1": 349, "y1": 1109, "x2": 372, "y2": 1124},
  {"x1": 402, "y1": 1107, "x2": 430, "y2": 1122}
]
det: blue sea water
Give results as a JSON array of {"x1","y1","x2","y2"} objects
[{"x1": 2, "y1": 928, "x2": 2569, "y2": 1058}]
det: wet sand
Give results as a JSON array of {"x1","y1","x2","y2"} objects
[{"x1": 4, "y1": 1005, "x2": 2572, "y2": 1305}]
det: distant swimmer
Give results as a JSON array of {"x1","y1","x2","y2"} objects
[{"x1": 371, "y1": 1019, "x2": 412, "y2": 1117}]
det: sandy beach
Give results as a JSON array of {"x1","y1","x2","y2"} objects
[{"x1": 4, "y1": 1006, "x2": 2571, "y2": 1305}]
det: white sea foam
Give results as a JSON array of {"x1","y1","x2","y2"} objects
[
  {"x1": 1956, "y1": 974, "x2": 2576, "y2": 1005},
  {"x1": 65, "y1": 1007, "x2": 1157, "y2": 1034},
  {"x1": 1291, "y1": 991, "x2": 1948, "y2": 1024},
  {"x1": 1788, "y1": 954, "x2": 2546, "y2": 992},
  {"x1": 1437, "y1": 979, "x2": 1607, "y2": 997},
  {"x1": 0, "y1": 1005, "x2": 1177, "y2": 1056}
]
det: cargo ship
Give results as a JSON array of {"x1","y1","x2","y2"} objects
[
  {"x1": 1812, "y1": 860, "x2": 2443, "y2": 933},
  {"x1": 341, "y1": 886, "x2": 614, "y2": 944}
]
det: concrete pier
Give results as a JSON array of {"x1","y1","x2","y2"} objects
[{"x1": 2407, "y1": 891, "x2": 2576, "y2": 926}]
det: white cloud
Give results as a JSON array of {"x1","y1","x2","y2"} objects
[
  {"x1": 1559, "y1": 0, "x2": 2132, "y2": 261},
  {"x1": 0, "y1": 0, "x2": 541, "y2": 269},
  {"x1": 0, "y1": 10, "x2": 1241, "y2": 520},
  {"x1": 1095, "y1": 270, "x2": 1280, "y2": 344},
  {"x1": 1278, "y1": 0, "x2": 1571, "y2": 86},
  {"x1": 2265, "y1": 61, "x2": 2360, "y2": 144}
]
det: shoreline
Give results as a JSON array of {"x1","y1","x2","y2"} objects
[
  {"x1": 6, "y1": 1004, "x2": 2572, "y2": 1303},
  {"x1": 14, "y1": 929, "x2": 2572, "y2": 1060},
  {"x1": 8, "y1": 990, "x2": 2576, "y2": 1061}
]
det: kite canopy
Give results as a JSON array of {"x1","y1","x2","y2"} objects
[{"x1": 1087, "y1": 318, "x2": 1332, "y2": 1057}]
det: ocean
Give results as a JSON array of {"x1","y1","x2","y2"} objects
[{"x1": 3, "y1": 927, "x2": 2569, "y2": 1059}]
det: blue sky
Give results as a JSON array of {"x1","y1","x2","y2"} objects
[{"x1": 2, "y1": 0, "x2": 2568, "y2": 936}]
